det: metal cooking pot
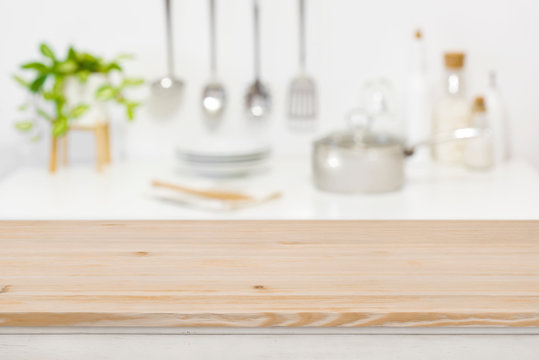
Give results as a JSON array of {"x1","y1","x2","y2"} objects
[{"x1": 313, "y1": 128, "x2": 482, "y2": 194}]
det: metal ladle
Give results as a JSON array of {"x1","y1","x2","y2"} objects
[
  {"x1": 201, "y1": 0, "x2": 226, "y2": 119},
  {"x1": 151, "y1": 0, "x2": 184, "y2": 102},
  {"x1": 245, "y1": 0, "x2": 271, "y2": 119}
]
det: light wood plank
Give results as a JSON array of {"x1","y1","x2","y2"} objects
[{"x1": 0, "y1": 221, "x2": 538, "y2": 327}]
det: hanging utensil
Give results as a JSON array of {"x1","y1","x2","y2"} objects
[
  {"x1": 201, "y1": 0, "x2": 227, "y2": 120},
  {"x1": 245, "y1": 0, "x2": 271, "y2": 119},
  {"x1": 151, "y1": 0, "x2": 184, "y2": 104},
  {"x1": 288, "y1": 0, "x2": 317, "y2": 123}
]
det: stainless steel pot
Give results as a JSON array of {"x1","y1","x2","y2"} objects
[{"x1": 313, "y1": 128, "x2": 482, "y2": 194}]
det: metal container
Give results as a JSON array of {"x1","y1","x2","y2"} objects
[{"x1": 313, "y1": 128, "x2": 481, "y2": 194}]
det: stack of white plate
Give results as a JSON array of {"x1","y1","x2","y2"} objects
[{"x1": 176, "y1": 137, "x2": 271, "y2": 177}]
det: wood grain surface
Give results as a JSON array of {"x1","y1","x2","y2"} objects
[{"x1": 1, "y1": 221, "x2": 539, "y2": 327}]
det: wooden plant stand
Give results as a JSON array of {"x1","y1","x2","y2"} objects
[{"x1": 49, "y1": 122, "x2": 111, "y2": 173}]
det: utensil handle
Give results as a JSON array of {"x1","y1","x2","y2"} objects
[
  {"x1": 209, "y1": 0, "x2": 217, "y2": 75},
  {"x1": 152, "y1": 180, "x2": 254, "y2": 201},
  {"x1": 253, "y1": 0, "x2": 261, "y2": 80},
  {"x1": 165, "y1": 0, "x2": 175, "y2": 77},
  {"x1": 405, "y1": 128, "x2": 484, "y2": 156},
  {"x1": 299, "y1": 0, "x2": 306, "y2": 71}
]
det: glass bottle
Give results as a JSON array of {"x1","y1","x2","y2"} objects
[
  {"x1": 486, "y1": 71, "x2": 510, "y2": 163},
  {"x1": 405, "y1": 29, "x2": 431, "y2": 163},
  {"x1": 465, "y1": 96, "x2": 493, "y2": 170},
  {"x1": 432, "y1": 52, "x2": 471, "y2": 164}
]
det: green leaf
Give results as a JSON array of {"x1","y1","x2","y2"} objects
[
  {"x1": 67, "y1": 46, "x2": 77, "y2": 61},
  {"x1": 29, "y1": 74, "x2": 48, "y2": 93},
  {"x1": 18, "y1": 103, "x2": 29, "y2": 112},
  {"x1": 126, "y1": 107, "x2": 135, "y2": 120},
  {"x1": 52, "y1": 77, "x2": 65, "y2": 93},
  {"x1": 77, "y1": 53, "x2": 101, "y2": 72},
  {"x1": 52, "y1": 118, "x2": 68, "y2": 137},
  {"x1": 68, "y1": 104, "x2": 89, "y2": 119},
  {"x1": 15, "y1": 121, "x2": 34, "y2": 132},
  {"x1": 79, "y1": 52, "x2": 98, "y2": 63},
  {"x1": 56, "y1": 60, "x2": 77, "y2": 74},
  {"x1": 105, "y1": 62, "x2": 122, "y2": 72},
  {"x1": 55, "y1": 98, "x2": 66, "y2": 116},
  {"x1": 77, "y1": 70, "x2": 90, "y2": 83},
  {"x1": 43, "y1": 91, "x2": 58, "y2": 101},
  {"x1": 40, "y1": 43, "x2": 56, "y2": 61},
  {"x1": 21, "y1": 62, "x2": 48, "y2": 72},
  {"x1": 114, "y1": 53, "x2": 135, "y2": 62},
  {"x1": 121, "y1": 78, "x2": 145, "y2": 87},
  {"x1": 125, "y1": 101, "x2": 140, "y2": 121},
  {"x1": 45, "y1": 79, "x2": 67, "y2": 104},
  {"x1": 95, "y1": 85, "x2": 117, "y2": 100},
  {"x1": 37, "y1": 108, "x2": 52, "y2": 120},
  {"x1": 13, "y1": 75, "x2": 30, "y2": 88}
]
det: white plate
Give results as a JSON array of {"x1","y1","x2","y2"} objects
[
  {"x1": 176, "y1": 136, "x2": 271, "y2": 159},
  {"x1": 179, "y1": 160, "x2": 269, "y2": 178},
  {"x1": 178, "y1": 152, "x2": 270, "y2": 164}
]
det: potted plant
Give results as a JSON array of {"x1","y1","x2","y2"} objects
[{"x1": 13, "y1": 43, "x2": 144, "y2": 171}]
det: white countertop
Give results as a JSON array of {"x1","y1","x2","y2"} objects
[{"x1": 1, "y1": 157, "x2": 538, "y2": 220}]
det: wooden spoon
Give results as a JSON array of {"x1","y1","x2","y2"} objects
[{"x1": 152, "y1": 180, "x2": 263, "y2": 202}]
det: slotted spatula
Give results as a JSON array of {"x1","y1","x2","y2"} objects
[{"x1": 288, "y1": 0, "x2": 317, "y2": 123}]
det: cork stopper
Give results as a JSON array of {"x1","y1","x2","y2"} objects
[
  {"x1": 444, "y1": 52, "x2": 465, "y2": 69},
  {"x1": 472, "y1": 96, "x2": 486, "y2": 113}
]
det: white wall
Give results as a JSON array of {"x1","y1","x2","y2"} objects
[{"x1": 1, "y1": 0, "x2": 538, "y2": 168}]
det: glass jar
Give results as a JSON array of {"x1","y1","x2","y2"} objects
[{"x1": 432, "y1": 52, "x2": 471, "y2": 165}]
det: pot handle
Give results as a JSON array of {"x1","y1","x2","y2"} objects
[{"x1": 404, "y1": 128, "x2": 483, "y2": 156}]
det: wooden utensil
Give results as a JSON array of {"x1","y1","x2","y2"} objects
[{"x1": 151, "y1": 180, "x2": 281, "y2": 202}]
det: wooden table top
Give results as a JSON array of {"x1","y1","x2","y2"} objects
[{"x1": 1, "y1": 221, "x2": 539, "y2": 327}]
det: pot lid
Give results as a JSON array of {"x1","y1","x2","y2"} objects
[{"x1": 316, "y1": 130, "x2": 403, "y2": 149}]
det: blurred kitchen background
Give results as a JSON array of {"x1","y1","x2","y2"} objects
[{"x1": 1, "y1": 0, "x2": 539, "y2": 175}]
